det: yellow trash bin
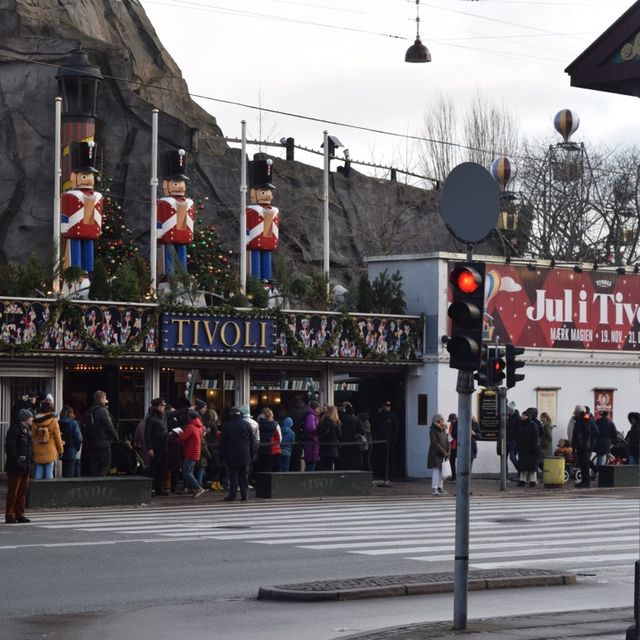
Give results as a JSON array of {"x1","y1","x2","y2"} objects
[{"x1": 543, "y1": 456, "x2": 565, "y2": 487}]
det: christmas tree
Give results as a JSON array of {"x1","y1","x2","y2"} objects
[
  {"x1": 96, "y1": 177, "x2": 139, "y2": 276},
  {"x1": 187, "y1": 196, "x2": 235, "y2": 298}
]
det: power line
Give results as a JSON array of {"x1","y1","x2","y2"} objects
[
  {"x1": 143, "y1": 0, "x2": 588, "y2": 67},
  {"x1": 0, "y1": 49, "x2": 551, "y2": 165},
  {"x1": 2, "y1": 49, "x2": 633, "y2": 181},
  {"x1": 457, "y1": 0, "x2": 624, "y2": 5},
  {"x1": 143, "y1": 0, "x2": 408, "y2": 40},
  {"x1": 421, "y1": 1, "x2": 590, "y2": 42}
]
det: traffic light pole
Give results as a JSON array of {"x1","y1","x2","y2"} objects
[
  {"x1": 498, "y1": 386, "x2": 508, "y2": 492},
  {"x1": 453, "y1": 369, "x2": 474, "y2": 630}
]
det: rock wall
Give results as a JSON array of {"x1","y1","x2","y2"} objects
[{"x1": 0, "y1": 0, "x2": 500, "y2": 287}]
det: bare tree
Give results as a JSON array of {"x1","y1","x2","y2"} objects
[
  {"x1": 420, "y1": 92, "x2": 460, "y2": 183},
  {"x1": 463, "y1": 89, "x2": 521, "y2": 168},
  {"x1": 420, "y1": 89, "x2": 521, "y2": 183}
]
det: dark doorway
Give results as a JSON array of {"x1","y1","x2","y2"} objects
[
  {"x1": 334, "y1": 370, "x2": 406, "y2": 478},
  {"x1": 63, "y1": 363, "x2": 145, "y2": 440}
]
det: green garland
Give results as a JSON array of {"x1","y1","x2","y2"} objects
[
  {"x1": 0, "y1": 299, "x2": 423, "y2": 363},
  {"x1": 0, "y1": 298, "x2": 158, "y2": 358}
]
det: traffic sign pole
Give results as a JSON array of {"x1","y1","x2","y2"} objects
[
  {"x1": 498, "y1": 386, "x2": 508, "y2": 492},
  {"x1": 453, "y1": 369, "x2": 473, "y2": 630}
]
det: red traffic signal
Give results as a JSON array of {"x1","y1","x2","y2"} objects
[
  {"x1": 451, "y1": 266, "x2": 483, "y2": 295},
  {"x1": 489, "y1": 354, "x2": 506, "y2": 385},
  {"x1": 447, "y1": 262, "x2": 485, "y2": 371}
]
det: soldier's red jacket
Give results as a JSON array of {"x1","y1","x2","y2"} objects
[
  {"x1": 61, "y1": 188, "x2": 103, "y2": 239},
  {"x1": 157, "y1": 196, "x2": 195, "y2": 244},
  {"x1": 246, "y1": 204, "x2": 280, "y2": 250}
]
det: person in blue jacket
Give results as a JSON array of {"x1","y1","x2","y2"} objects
[
  {"x1": 59, "y1": 405, "x2": 83, "y2": 477},
  {"x1": 279, "y1": 416, "x2": 295, "y2": 472}
]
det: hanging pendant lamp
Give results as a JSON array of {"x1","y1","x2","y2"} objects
[{"x1": 405, "y1": 0, "x2": 431, "y2": 63}]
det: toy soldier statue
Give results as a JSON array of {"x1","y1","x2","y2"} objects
[
  {"x1": 246, "y1": 156, "x2": 280, "y2": 282},
  {"x1": 157, "y1": 148, "x2": 195, "y2": 275},
  {"x1": 61, "y1": 141, "x2": 102, "y2": 273}
]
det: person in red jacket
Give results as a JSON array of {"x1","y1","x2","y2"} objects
[{"x1": 179, "y1": 410, "x2": 206, "y2": 498}]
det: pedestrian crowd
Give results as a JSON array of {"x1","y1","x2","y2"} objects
[
  {"x1": 136, "y1": 397, "x2": 396, "y2": 502},
  {"x1": 426, "y1": 402, "x2": 639, "y2": 496},
  {"x1": 5, "y1": 390, "x2": 401, "y2": 520}
]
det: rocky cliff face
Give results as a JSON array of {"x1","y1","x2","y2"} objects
[{"x1": 0, "y1": 0, "x2": 499, "y2": 287}]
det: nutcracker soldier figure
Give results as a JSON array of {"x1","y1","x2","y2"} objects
[
  {"x1": 246, "y1": 157, "x2": 280, "y2": 282},
  {"x1": 157, "y1": 148, "x2": 195, "y2": 275},
  {"x1": 61, "y1": 141, "x2": 102, "y2": 273}
]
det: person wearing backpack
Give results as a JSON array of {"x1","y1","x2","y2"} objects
[
  {"x1": 84, "y1": 390, "x2": 119, "y2": 477},
  {"x1": 31, "y1": 400, "x2": 64, "y2": 479},
  {"x1": 59, "y1": 405, "x2": 83, "y2": 478},
  {"x1": 256, "y1": 407, "x2": 282, "y2": 473}
]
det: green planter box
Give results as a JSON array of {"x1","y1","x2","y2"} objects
[
  {"x1": 28, "y1": 476, "x2": 152, "y2": 508},
  {"x1": 255, "y1": 471, "x2": 372, "y2": 499},
  {"x1": 598, "y1": 465, "x2": 639, "y2": 488}
]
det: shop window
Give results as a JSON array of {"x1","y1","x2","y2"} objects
[
  {"x1": 160, "y1": 367, "x2": 237, "y2": 416},
  {"x1": 63, "y1": 364, "x2": 145, "y2": 441},
  {"x1": 250, "y1": 369, "x2": 320, "y2": 417}
]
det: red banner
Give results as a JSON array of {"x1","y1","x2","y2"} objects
[
  {"x1": 594, "y1": 389, "x2": 614, "y2": 419},
  {"x1": 460, "y1": 264, "x2": 640, "y2": 351}
]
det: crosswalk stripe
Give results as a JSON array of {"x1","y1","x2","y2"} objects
[
  {"x1": 468, "y1": 553, "x2": 640, "y2": 570},
  {"x1": 16, "y1": 497, "x2": 638, "y2": 573},
  {"x1": 299, "y1": 532, "x2": 640, "y2": 551}
]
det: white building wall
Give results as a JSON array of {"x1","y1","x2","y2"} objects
[{"x1": 367, "y1": 252, "x2": 640, "y2": 478}]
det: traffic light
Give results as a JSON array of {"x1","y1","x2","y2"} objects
[
  {"x1": 446, "y1": 261, "x2": 485, "y2": 370},
  {"x1": 506, "y1": 344, "x2": 526, "y2": 388},
  {"x1": 489, "y1": 347, "x2": 506, "y2": 387},
  {"x1": 475, "y1": 345, "x2": 505, "y2": 387},
  {"x1": 474, "y1": 343, "x2": 490, "y2": 386}
]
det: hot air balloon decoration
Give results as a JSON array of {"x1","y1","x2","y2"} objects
[
  {"x1": 492, "y1": 157, "x2": 519, "y2": 232},
  {"x1": 551, "y1": 109, "x2": 583, "y2": 182},
  {"x1": 491, "y1": 156, "x2": 516, "y2": 192},
  {"x1": 554, "y1": 109, "x2": 580, "y2": 143}
]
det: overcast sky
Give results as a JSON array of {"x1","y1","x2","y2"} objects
[{"x1": 139, "y1": 0, "x2": 635, "y2": 180}]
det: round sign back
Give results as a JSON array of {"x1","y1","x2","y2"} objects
[{"x1": 440, "y1": 162, "x2": 500, "y2": 243}]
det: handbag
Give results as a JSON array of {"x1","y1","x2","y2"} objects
[
  {"x1": 271, "y1": 427, "x2": 282, "y2": 456},
  {"x1": 441, "y1": 458, "x2": 452, "y2": 480},
  {"x1": 355, "y1": 433, "x2": 369, "y2": 452}
]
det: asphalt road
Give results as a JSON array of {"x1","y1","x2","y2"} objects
[{"x1": 1, "y1": 494, "x2": 637, "y2": 640}]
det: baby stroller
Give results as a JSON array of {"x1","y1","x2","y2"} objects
[
  {"x1": 110, "y1": 440, "x2": 143, "y2": 475},
  {"x1": 608, "y1": 431, "x2": 628, "y2": 464},
  {"x1": 554, "y1": 440, "x2": 579, "y2": 483}
]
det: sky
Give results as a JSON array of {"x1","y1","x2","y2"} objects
[{"x1": 138, "y1": 0, "x2": 636, "y2": 181}]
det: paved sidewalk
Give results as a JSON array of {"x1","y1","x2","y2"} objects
[
  {"x1": 1, "y1": 474, "x2": 636, "y2": 510},
  {"x1": 336, "y1": 607, "x2": 635, "y2": 640}
]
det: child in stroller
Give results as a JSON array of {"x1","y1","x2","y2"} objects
[{"x1": 554, "y1": 439, "x2": 577, "y2": 483}]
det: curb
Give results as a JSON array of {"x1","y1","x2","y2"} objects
[{"x1": 258, "y1": 569, "x2": 576, "y2": 602}]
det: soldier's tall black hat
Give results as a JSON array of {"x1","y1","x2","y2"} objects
[
  {"x1": 161, "y1": 148, "x2": 189, "y2": 181},
  {"x1": 248, "y1": 157, "x2": 276, "y2": 190},
  {"x1": 69, "y1": 141, "x2": 99, "y2": 174}
]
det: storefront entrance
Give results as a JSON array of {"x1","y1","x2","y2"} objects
[
  {"x1": 334, "y1": 370, "x2": 406, "y2": 479},
  {"x1": 63, "y1": 363, "x2": 146, "y2": 441}
]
